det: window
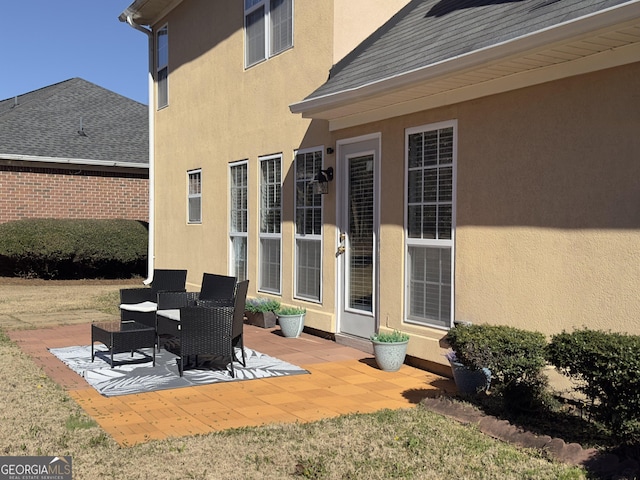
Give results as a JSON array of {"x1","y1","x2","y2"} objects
[
  {"x1": 259, "y1": 155, "x2": 282, "y2": 293},
  {"x1": 156, "y1": 24, "x2": 168, "y2": 108},
  {"x1": 188, "y1": 169, "x2": 202, "y2": 224},
  {"x1": 230, "y1": 161, "x2": 248, "y2": 282},
  {"x1": 405, "y1": 121, "x2": 456, "y2": 328},
  {"x1": 294, "y1": 149, "x2": 323, "y2": 302},
  {"x1": 244, "y1": 0, "x2": 293, "y2": 67}
]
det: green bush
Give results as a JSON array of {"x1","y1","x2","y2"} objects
[
  {"x1": 0, "y1": 218, "x2": 147, "y2": 279},
  {"x1": 445, "y1": 323, "x2": 548, "y2": 409},
  {"x1": 547, "y1": 328, "x2": 640, "y2": 443},
  {"x1": 371, "y1": 330, "x2": 410, "y2": 343},
  {"x1": 245, "y1": 297, "x2": 281, "y2": 313}
]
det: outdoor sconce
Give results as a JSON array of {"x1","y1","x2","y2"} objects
[{"x1": 313, "y1": 167, "x2": 334, "y2": 195}]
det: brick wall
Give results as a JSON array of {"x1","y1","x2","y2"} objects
[{"x1": 0, "y1": 165, "x2": 149, "y2": 223}]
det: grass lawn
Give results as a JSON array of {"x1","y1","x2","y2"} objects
[{"x1": 0, "y1": 280, "x2": 587, "y2": 479}]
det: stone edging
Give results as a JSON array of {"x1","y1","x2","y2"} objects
[{"x1": 421, "y1": 396, "x2": 639, "y2": 479}]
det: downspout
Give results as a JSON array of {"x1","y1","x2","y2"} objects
[{"x1": 123, "y1": 15, "x2": 155, "y2": 285}]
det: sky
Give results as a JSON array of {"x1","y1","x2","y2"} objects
[{"x1": 0, "y1": 1, "x2": 149, "y2": 105}]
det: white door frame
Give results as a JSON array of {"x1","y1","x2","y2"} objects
[{"x1": 335, "y1": 133, "x2": 381, "y2": 339}]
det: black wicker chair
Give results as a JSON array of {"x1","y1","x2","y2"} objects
[
  {"x1": 155, "y1": 273, "x2": 236, "y2": 349},
  {"x1": 176, "y1": 279, "x2": 249, "y2": 377},
  {"x1": 119, "y1": 269, "x2": 187, "y2": 328}
]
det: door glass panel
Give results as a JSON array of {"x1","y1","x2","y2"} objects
[{"x1": 348, "y1": 155, "x2": 374, "y2": 313}]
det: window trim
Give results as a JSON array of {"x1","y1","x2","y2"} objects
[
  {"x1": 404, "y1": 120, "x2": 457, "y2": 330},
  {"x1": 293, "y1": 147, "x2": 324, "y2": 303},
  {"x1": 229, "y1": 160, "x2": 249, "y2": 281},
  {"x1": 156, "y1": 24, "x2": 169, "y2": 109},
  {"x1": 187, "y1": 168, "x2": 202, "y2": 225},
  {"x1": 258, "y1": 154, "x2": 282, "y2": 295},
  {"x1": 244, "y1": 0, "x2": 294, "y2": 68}
]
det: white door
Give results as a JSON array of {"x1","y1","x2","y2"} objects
[{"x1": 337, "y1": 136, "x2": 380, "y2": 339}]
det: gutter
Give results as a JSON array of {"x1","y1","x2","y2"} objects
[
  {"x1": 121, "y1": 14, "x2": 156, "y2": 285},
  {"x1": 290, "y1": 0, "x2": 640, "y2": 116},
  {"x1": 0, "y1": 153, "x2": 148, "y2": 170}
]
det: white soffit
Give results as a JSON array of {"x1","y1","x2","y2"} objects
[
  {"x1": 119, "y1": 0, "x2": 183, "y2": 26},
  {"x1": 290, "y1": 2, "x2": 640, "y2": 131}
]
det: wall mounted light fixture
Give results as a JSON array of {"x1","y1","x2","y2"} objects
[{"x1": 313, "y1": 166, "x2": 334, "y2": 194}]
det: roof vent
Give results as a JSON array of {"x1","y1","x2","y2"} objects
[
  {"x1": 78, "y1": 117, "x2": 87, "y2": 137},
  {"x1": 10, "y1": 96, "x2": 19, "y2": 108}
]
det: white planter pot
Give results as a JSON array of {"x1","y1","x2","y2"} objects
[
  {"x1": 371, "y1": 340, "x2": 408, "y2": 372},
  {"x1": 278, "y1": 313, "x2": 305, "y2": 338}
]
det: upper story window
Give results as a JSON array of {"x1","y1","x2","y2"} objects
[
  {"x1": 188, "y1": 169, "x2": 202, "y2": 224},
  {"x1": 156, "y1": 24, "x2": 168, "y2": 109},
  {"x1": 244, "y1": 0, "x2": 293, "y2": 68}
]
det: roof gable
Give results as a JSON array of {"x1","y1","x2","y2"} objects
[{"x1": 0, "y1": 78, "x2": 148, "y2": 166}]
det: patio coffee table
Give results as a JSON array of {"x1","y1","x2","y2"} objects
[{"x1": 91, "y1": 320, "x2": 156, "y2": 368}]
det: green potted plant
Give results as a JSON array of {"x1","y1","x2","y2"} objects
[
  {"x1": 370, "y1": 330, "x2": 409, "y2": 372},
  {"x1": 276, "y1": 305, "x2": 306, "y2": 338},
  {"x1": 244, "y1": 297, "x2": 281, "y2": 328}
]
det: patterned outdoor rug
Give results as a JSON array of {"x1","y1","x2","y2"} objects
[{"x1": 49, "y1": 345, "x2": 309, "y2": 397}]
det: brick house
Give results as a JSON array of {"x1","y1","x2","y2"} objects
[{"x1": 0, "y1": 78, "x2": 148, "y2": 224}]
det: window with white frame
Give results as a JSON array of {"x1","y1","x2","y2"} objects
[
  {"x1": 294, "y1": 149, "x2": 323, "y2": 301},
  {"x1": 244, "y1": 0, "x2": 293, "y2": 67},
  {"x1": 188, "y1": 169, "x2": 202, "y2": 224},
  {"x1": 259, "y1": 155, "x2": 281, "y2": 293},
  {"x1": 156, "y1": 24, "x2": 168, "y2": 109},
  {"x1": 405, "y1": 121, "x2": 456, "y2": 328},
  {"x1": 230, "y1": 161, "x2": 248, "y2": 282}
]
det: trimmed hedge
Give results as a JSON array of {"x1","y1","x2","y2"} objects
[
  {"x1": 0, "y1": 218, "x2": 147, "y2": 279},
  {"x1": 547, "y1": 329, "x2": 640, "y2": 443},
  {"x1": 445, "y1": 324, "x2": 549, "y2": 409}
]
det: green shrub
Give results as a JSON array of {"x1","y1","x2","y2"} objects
[
  {"x1": 245, "y1": 297, "x2": 281, "y2": 313},
  {"x1": 277, "y1": 305, "x2": 306, "y2": 316},
  {"x1": 0, "y1": 218, "x2": 147, "y2": 279},
  {"x1": 371, "y1": 330, "x2": 409, "y2": 343},
  {"x1": 445, "y1": 324, "x2": 548, "y2": 409},
  {"x1": 547, "y1": 328, "x2": 640, "y2": 444}
]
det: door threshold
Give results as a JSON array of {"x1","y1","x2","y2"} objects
[{"x1": 335, "y1": 333, "x2": 373, "y2": 354}]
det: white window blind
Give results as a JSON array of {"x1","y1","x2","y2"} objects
[
  {"x1": 405, "y1": 122, "x2": 456, "y2": 328},
  {"x1": 349, "y1": 155, "x2": 374, "y2": 313},
  {"x1": 230, "y1": 162, "x2": 248, "y2": 282},
  {"x1": 188, "y1": 169, "x2": 202, "y2": 224},
  {"x1": 244, "y1": 0, "x2": 293, "y2": 67},
  {"x1": 259, "y1": 155, "x2": 281, "y2": 293},
  {"x1": 295, "y1": 149, "x2": 323, "y2": 301},
  {"x1": 156, "y1": 25, "x2": 168, "y2": 108}
]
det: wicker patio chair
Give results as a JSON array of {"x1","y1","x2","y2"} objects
[
  {"x1": 155, "y1": 273, "x2": 236, "y2": 348},
  {"x1": 119, "y1": 269, "x2": 187, "y2": 328},
  {"x1": 176, "y1": 280, "x2": 249, "y2": 377}
]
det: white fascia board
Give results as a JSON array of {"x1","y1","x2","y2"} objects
[
  {"x1": 0, "y1": 153, "x2": 148, "y2": 170},
  {"x1": 289, "y1": 0, "x2": 640, "y2": 116}
]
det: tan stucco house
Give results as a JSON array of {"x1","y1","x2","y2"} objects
[{"x1": 120, "y1": 0, "x2": 640, "y2": 373}]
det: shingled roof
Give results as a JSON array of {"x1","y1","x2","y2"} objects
[
  {"x1": 291, "y1": 0, "x2": 640, "y2": 126},
  {"x1": 0, "y1": 78, "x2": 148, "y2": 167},
  {"x1": 309, "y1": 0, "x2": 632, "y2": 99}
]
